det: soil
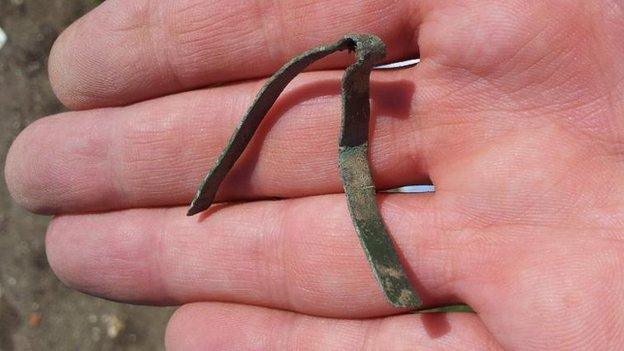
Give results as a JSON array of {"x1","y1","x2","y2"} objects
[{"x1": 0, "y1": 1, "x2": 172, "y2": 349}]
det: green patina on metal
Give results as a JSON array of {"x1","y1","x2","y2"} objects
[
  {"x1": 417, "y1": 304, "x2": 475, "y2": 314},
  {"x1": 188, "y1": 34, "x2": 421, "y2": 308}
]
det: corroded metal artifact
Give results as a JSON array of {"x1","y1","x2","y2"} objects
[{"x1": 188, "y1": 34, "x2": 421, "y2": 308}]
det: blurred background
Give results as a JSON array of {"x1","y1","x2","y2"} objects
[{"x1": 0, "y1": 1, "x2": 172, "y2": 349}]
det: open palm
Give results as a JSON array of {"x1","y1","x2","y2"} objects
[{"x1": 6, "y1": 0, "x2": 624, "y2": 349}]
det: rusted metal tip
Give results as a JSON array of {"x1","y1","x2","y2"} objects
[
  {"x1": 186, "y1": 206, "x2": 201, "y2": 217},
  {"x1": 187, "y1": 194, "x2": 213, "y2": 216}
]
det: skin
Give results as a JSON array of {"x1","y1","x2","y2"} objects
[{"x1": 4, "y1": 0, "x2": 624, "y2": 349}]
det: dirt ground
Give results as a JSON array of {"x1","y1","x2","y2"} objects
[{"x1": 0, "y1": 1, "x2": 172, "y2": 350}]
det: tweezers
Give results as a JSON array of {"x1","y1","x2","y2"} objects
[{"x1": 187, "y1": 34, "x2": 421, "y2": 308}]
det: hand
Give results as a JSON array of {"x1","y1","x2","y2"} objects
[{"x1": 6, "y1": 0, "x2": 624, "y2": 349}]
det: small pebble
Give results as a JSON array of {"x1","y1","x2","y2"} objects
[
  {"x1": 102, "y1": 314, "x2": 125, "y2": 339},
  {"x1": 28, "y1": 313, "x2": 42, "y2": 327},
  {"x1": 0, "y1": 27, "x2": 6, "y2": 51}
]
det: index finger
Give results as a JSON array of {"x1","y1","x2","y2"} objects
[{"x1": 50, "y1": 0, "x2": 423, "y2": 109}]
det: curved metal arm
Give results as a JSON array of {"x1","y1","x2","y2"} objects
[
  {"x1": 187, "y1": 37, "x2": 353, "y2": 215},
  {"x1": 188, "y1": 34, "x2": 421, "y2": 308}
]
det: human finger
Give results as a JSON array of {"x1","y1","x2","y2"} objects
[
  {"x1": 45, "y1": 193, "x2": 501, "y2": 318},
  {"x1": 49, "y1": 0, "x2": 423, "y2": 109},
  {"x1": 165, "y1": 302, "x2": 501, "y2": 351},
  {"x1": 7, "y1": 70, "x2": 431, "y2": 214}
]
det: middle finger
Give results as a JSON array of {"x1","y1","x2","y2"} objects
[
  {"x1": 45, "y1": 192, "x2": 505, "y2": 318},
  {"x1": 7, "y1": 69, "x2": 434, "y2": 214}
]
